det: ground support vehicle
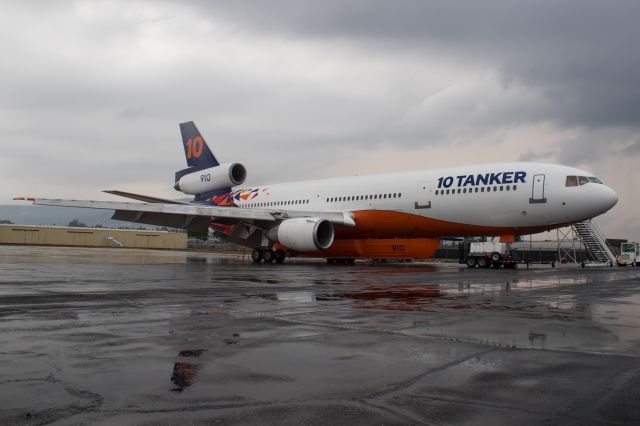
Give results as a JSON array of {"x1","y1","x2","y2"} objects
[
  {"x1": 466, "y1": 242, "x2": 518, "y2": 269},
  {"x1": 617, "y1": 242, "x2": 639, "y2": 267}
]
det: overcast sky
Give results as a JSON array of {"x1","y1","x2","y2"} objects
[{"x1": 1, "y1": 1, "x2": 639, "y2": 240}]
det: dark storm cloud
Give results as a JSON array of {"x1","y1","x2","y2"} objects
[{"x1": 190, "y1": 0, "x2": 640, "y2": 130}]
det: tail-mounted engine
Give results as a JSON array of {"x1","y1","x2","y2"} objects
[
  {"x1": 267, "y1": 218, "x2": 335, "y2": 252},
  {"x1": 174, "y1": 162, "x2": 247, "y2": 195}
]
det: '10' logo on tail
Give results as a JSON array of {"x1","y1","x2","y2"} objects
[
  {"x1": 437, "y1": 171, "x2": 527, "y2": 189},
  {"x1": 186, "y1": 136, "x2": 204, "y2": 159}
]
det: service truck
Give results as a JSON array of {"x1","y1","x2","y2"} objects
[
  {"x1": 617, "y1": 242, "x2": 639, "y2": 267},
  {"x1": 466, "y1": 241, "x2": 517, "y2": 268}
]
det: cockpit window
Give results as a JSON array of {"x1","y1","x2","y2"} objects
[
  {"x1": 567, "y1": 175, "x2": 602, "y2": 186},
  {"x1": 565, "y1": 176, "x2": 578, "y2": 187}
]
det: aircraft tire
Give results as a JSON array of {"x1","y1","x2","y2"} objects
[
  {"x1": 251, "y1": 248, "x2": 263, "y2": 263},
  {"x1": 263, "y1": 249, "x2": 276, "y2": 263},
  {"x1": 466, "y1": 257, "x2": 477, "y2": 268},
  {"x1": 274, "y1": 249, "x2": 286, "y2": 264}
]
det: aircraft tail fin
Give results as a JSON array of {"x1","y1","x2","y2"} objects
[
  {"x1": 179, "y1": 121, "x2": 220, "y2": 169},
  {"x1": 176, "y1": 121, "x2": 229, "y2": 204}
]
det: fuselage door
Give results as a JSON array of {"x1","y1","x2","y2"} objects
[
  {"x1": 415, "y1": 185, "x2": 432, "y2": 209},
  {"x1": 529, "y1": 174, "x2": 547, "y2": 204}
]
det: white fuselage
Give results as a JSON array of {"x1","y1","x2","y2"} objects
[{"x1": 224, "y1": 162, "x2": 617, "y2": 236}]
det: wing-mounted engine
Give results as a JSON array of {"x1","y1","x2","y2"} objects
[
  {"x1": 267, "y1": 218, "x2": 335, "y2": 252},
  {"x1": 174, "y1": 162, "x2": 247, "y2": 195}
]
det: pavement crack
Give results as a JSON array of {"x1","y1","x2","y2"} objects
[{"x1": 365, "y1": 348, "x2": 497, "y2": 399}]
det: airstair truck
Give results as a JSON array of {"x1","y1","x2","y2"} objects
[{"x1": 617, "y1": 242, "x2": 639, "y2": 267}]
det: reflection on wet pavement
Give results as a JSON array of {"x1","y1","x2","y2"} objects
[
  {"x1": 171, "y1": 362, "x2": 199, "y2": 391},
  {"x1": 1, "y1": 246, "x2": 640, "y2": 425}
]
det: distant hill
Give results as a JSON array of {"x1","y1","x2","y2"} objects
[{"x1": 0, "y1": 205, "x2": 126, "y2": 228}]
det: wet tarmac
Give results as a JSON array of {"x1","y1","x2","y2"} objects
[{"x1": 1, "y1": 245, "x2": 640, "y2": 425}]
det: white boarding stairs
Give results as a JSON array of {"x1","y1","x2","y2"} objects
[{"x1": 572, "y1": 220, "x2": 615, "y2": 264}]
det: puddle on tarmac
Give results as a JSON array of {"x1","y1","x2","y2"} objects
[{"x1": 245, "y1": 277, "x2": 592, "y2": 313}]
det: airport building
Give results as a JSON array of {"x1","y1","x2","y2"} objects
[{"x1": 0, "y1": 224, "x2": 187, "y2": 250}]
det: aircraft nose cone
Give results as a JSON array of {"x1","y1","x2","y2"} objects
[
  {"x1": 599, "y1": 186, "x2": 618, "y2": 212},
  {"x1": 605, "y1": 186, "x2": 618, "y2": 210}
]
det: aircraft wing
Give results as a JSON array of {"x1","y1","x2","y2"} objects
[
  {"x1": 22, "y1": 197, "x2": 356, "y2": 232},
  {"x1": 102, "y1": 190, "x2": 189, "y2": 204}
]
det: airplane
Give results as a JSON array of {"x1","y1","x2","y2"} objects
[{"x1": 17, "y1": 121, "x2": 618, "y2": 264}]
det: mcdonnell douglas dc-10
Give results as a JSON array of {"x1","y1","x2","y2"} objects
[{"x1": 19, "y1": 122, "x2": 618, "y2": 264}]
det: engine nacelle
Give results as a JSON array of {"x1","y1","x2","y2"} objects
[
  {"x1": 174, "y1": 163, "x2": 246, "y2": 195},
  {"x1": 267, "y1": 218, "x2": 335, "y2": 252}
]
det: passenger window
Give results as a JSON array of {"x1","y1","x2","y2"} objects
[
  {"x1": 506, "y1": 186, "x2": 510, "y2": 191},
  {"x1": 513, "y1": 185, "x2": 517, "y2": 191},
  {"x1": 566, "y1": 176, "x2": 578, "y2": 187},
  {"x1": 578, "y1": 176, "x2": 589, "y2": 185}
]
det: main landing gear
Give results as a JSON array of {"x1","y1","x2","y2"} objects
[{"x1": 252, "y1": 248, "x2": 286, "y2": 264}]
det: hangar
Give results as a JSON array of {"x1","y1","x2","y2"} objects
[{"x1": 0, "y1": 224, "x2": 187, "y2": 250}]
